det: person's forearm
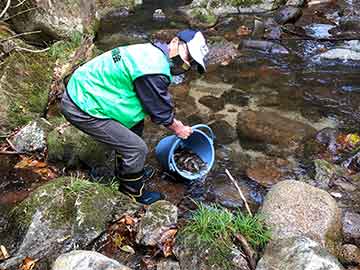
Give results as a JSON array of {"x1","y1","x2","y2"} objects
[{"x1": 167, "y1": 119, "x2": 192, "y2": 139}]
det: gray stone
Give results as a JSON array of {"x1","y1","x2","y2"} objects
[
  {"x1": 6, "y1": 0, "x2": 96, "y2": 42},
  {"x1": 285, "y1": 0, "x2": 305, "y2": 6},
  {"x1": 52, "y1": 250, "x2": 132, "y2": 270},
  {"x1": 314, "y1": 159, "x2": 336, "y2": 189},
  {"x1": 340, "y1": 244, "x2": 360, "y2": 265},
  {"x1": 10, "y1": 120, "x2": 47, "y2": 153},
  {"x1": 319, "y1": 48, "x2": 360, "y2": 61},
  {"x1": 274, "y1": 6, "x2": 302, "y2": 25},
  {"x1": 256, "y1": 237, "x2": 344, "y2": 270},
  {"x1": 260, "y1": 180, "x2": 342, "y2": 254},
  {"x1": 136, "y1": 200, "x2": 178, "y2": 246},
  {"x1": 0, "y1": 177, "x2": 140, "y2": 269},
  {"x1": 343, "y1": 211, "x2": 360, "y2": 246},
  {"x1": 157, "y1": 259, "x2": 181, "y2": 270}
]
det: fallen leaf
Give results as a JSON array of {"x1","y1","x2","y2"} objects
[
  {"x1": 120, "y1": 245, "x2": 135, "y2": 254},
  {"x1": 0, "y1": 245, "x2": 10, "y2": 260},
  {"x1": 20, "y1": 256, "x2": 38, "y2": 270},
  {"x1": 237, "y1": 25, "x2": 251, "y2": 36},
  {"x1": 345, "y1": 133, "x2": 360, "y2": 148},
  {"x1": 159, "y1": 229, "x2": 177, "y2": 257}
]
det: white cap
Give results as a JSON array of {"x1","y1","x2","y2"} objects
[{"x1": 177, "y1": 29, "x2": 209, "y2": 73}]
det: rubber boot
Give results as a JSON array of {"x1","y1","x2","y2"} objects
[{"x1": 117, "y1": 171, "x2": 163, "y2": 205}]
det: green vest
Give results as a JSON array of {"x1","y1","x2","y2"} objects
[{"x1": 66, "y1": 43, "x2": 172, "y2": 128}]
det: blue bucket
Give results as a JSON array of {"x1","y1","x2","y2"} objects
[{"x1": 155, "y1": 124, "x2": 215, "y2": 181}]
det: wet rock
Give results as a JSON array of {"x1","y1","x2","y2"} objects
[
  {"x1": 256, "y1": 236, "x2": 344, "y2": 270},
  {"x1": 198, "y1": 95, "x2": 225, "y2": 112},
  {"x1": 260, "y1": 180, "x2": 342, "y2": 254},
  {"x1": 252, "y1": 19, "x2": 265, "y2": 38},
  {"x1": 318, "y1": 48, "x2": 360, "y2": 61},
  {"x1": 274, "y1": 6, "x2": 303, "y2": 25},
  {"x1": 236, "y1": 110, "x2": 317, "y2": 150},
  {"x1": 340, "y1": 244, "x2": 360, "y2": 265},
  {"x1": 245, "y1": 157, "x2": 290, "y2": 187},
  {"x1": 0, "y1": 177, "x2": 140, "y2": 269},
  {"x1": 136, "y1": 200, "x2": 177, "y2": 246},
  {"x1": 313, "y1": 159, "x2": 337, "y2": 189},
  {"x1": 209, "y1": 120, "x2": 237, "y2": 144},
  {"x1": 52, "y1": 250, "x2": 132, "y2": 270},
  {"x1": 316, "y1": 127, "x2": 339, "y2": 153},
  {"x1": 205, "y1": 40, "x2": 238, "y2": 67},
  {"x1": 48, "y1": 124, "x2": 113, "y2": 170},
  {"x1": 339, "y1": 16, "x2": 360, "y2": 32},
  {"x1": 10, "y1": 120, "x2": 47, "y2": 153},
  {"x1": 239, "y1": 40, "x2": 289, "y2": 54},
  {"x1": 5, "y1": 0, "x2": 96, "y2": 43},
  {"x1": 174, "y1": 236, "x2": 250, "y2": 270},
  {"x1": 157, "y1": 259, "x2": 181, "y2": 270},
  {"x1": 152, "y1": 9, "x2": 167, "y2": 22},
  {"x1": 264, "y1": 18, "x2": 282, "y2": 40},
  {"x1": 285, "y1": 0, "x2": 305, "y2": 6},
  {"x1": 221, "y1": 89, "x2": 249, "y2": 107},
  {"x1": 204, "y1": 175, "x2": 244, "y2": 209},
  {"x1": 343, "y1": 211, "x2": 360, "y2": 246}
]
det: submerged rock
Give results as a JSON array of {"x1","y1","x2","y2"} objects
[
  {"x1": 260, "y1": 180, "x2": 342, "y2": 254},
  {"x1": 205, "y1": 40, "x2": 239, "y2": 67},
  {"x1": 256, "y1": 237, "x2": 344, "y2": 270},
  {"x1": 236, "y1": 110, "x2": 317, "y2": 150},
  {"x1": 209, "y1": 120, "x2": 237, "y2": 144},
  {"x1": 0, "y1": 177, "x2": 140, "y2": 269},
  {"x1": 239, "y1": 40, "x2": 289, "y2": 54},
  {"x1": 52, "y1": 250, "x2": 132, "y2": 270}
]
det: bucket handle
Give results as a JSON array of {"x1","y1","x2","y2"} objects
[{"x1": 191, "y1": 124, "x2": 216, "y2": 142}]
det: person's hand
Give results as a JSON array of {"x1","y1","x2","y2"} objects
[{"x1": 167, "y1": 119, "x2": 193, "y2": 139}]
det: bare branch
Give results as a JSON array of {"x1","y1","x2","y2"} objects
[
  {"x1": 11, "y1": 0, "x2": 27, "y2": 8},
  {"x1": 0, "y1": 0, "x2": 11, "y2": 19},
  {"x1": 225, "y1": 169, "x2": 253, "y2": 216},
  {"x1": 3, "y1": 6, "x2": 37, "y2": 21},
  {"x1": 15, "y1": 46, "x2": 50, "y2": 53},
  {"x1": 0, "y1": 30, "x2": 41, "y2": 43}
]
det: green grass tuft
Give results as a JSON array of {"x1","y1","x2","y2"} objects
[{"x1": 179, "y1": 202, "x2": 271, "y2": 269}]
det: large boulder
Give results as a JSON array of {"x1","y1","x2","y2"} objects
[
  {"x1": 0, "y1": 177, "x2": 140, "y2": 269},
  {"x1": 52, "y1": 250, "x2": 132, "y2": 270},
  {"x1": 47, "y1": 124, "x2": 113, "y2": 170},
  {"x1": 0, "y1": 48, "x2": 55, "y2": 135},
  {"x1": 256, "y1": 237, "x2": 344, "y2": 270},
  {"x1": 236, "y1": 110, "x2": 317, "y2": 150},
  {"x1": 3, "y1": 0, "x2": 96, "y2": 42},
  {"x1": 260, "y1": 180, "x2": 342, "y2": 254}
]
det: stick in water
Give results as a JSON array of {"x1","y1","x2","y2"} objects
[{"x1": 225, "y1": 169, "x2": 253, "y2": 217}]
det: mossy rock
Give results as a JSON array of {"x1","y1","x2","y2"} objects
[
  {"x1": 1, "y1": 177, "x2": 140, "y2": 269},
  {"x1": 47, "y1": 124, "x2": 113, "y2": 169},
  {"x1": 0, "y1": 50, "x2": 55, "y2": 134}
]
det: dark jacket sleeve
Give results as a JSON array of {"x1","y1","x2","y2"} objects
[{"x1": 133, "y1": 74, "x2": 175, "y2": 126}]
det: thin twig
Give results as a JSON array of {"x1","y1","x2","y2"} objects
[
  {"x1": 15, "y1": 46, "x2": 50, "y2": 53},
  {"x1": 225, "y1": 169, "x2": 253, "y2": 217},
  {"x1": 235, "y1": 234, "x2": 257, "y2": 270},
  {"x1": 0, "y1": 150, "x2": 23, "y2": 155},
  {"x1": 3, "y1": 6, "x2": 37, "y2": 21},
  {"x1": 0, "y1": 30, "x2": 41, "y2": 43},
  {"x1": 11, "y1": 0, "x2": 27, "y2": 8},
  {"x1": 0, "y1": 0, "x2": 11, "y2": 19},
  {"x1": 6, "y1": 138, "x2": 16, "y2": 151}
]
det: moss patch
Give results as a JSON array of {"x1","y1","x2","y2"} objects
[{"x1": 12, "y1": 177, "x2": 123, "y2": 231}]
